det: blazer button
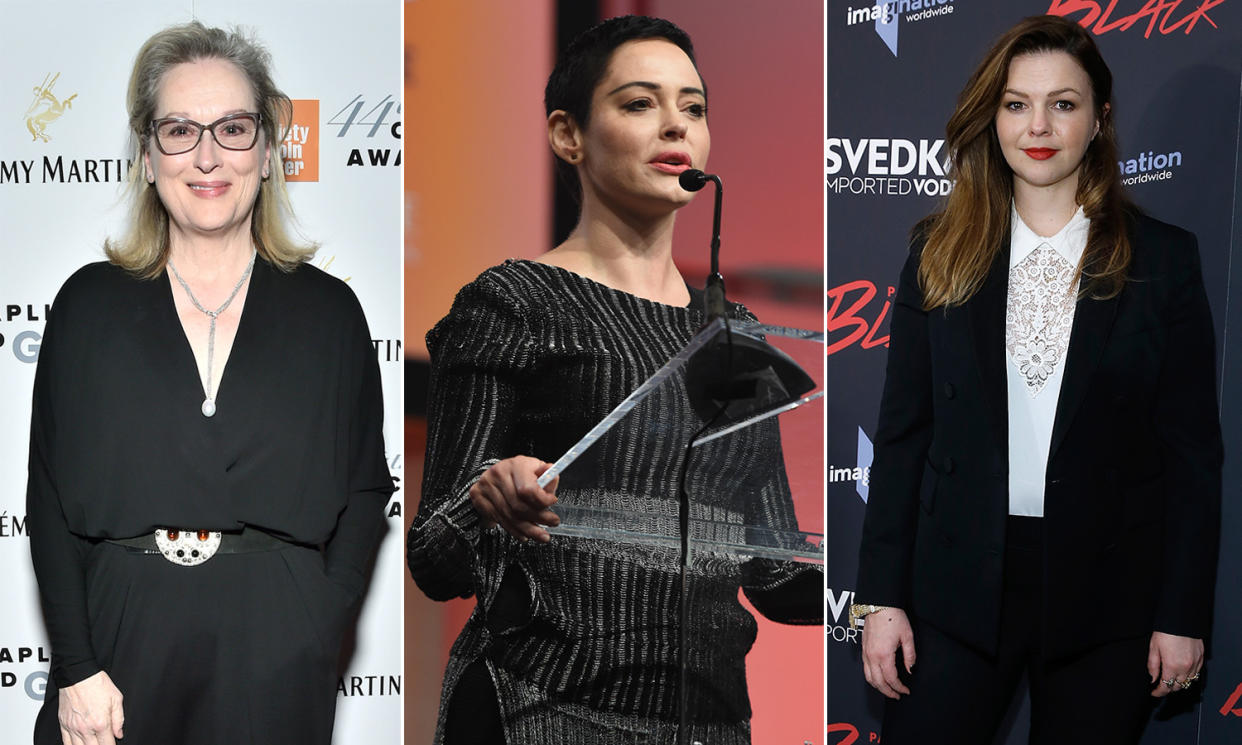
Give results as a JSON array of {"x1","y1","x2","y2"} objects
[
  {"x1": 943, "y1": 457, "x2": 955, "y2": 474},
  {"x1": 943, "y1": 382, "x2": 955, "y2": 399}
]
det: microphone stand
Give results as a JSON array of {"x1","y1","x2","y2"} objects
[
  {"x1": 672, "y1": 169, "x2": 813, "y2": 744},
  {"x1": 676, "y1": 168, "x2": 723, "y2": 745},
  {"x1": 679, "y1": 169, "x2": 726, "y2": 322}
]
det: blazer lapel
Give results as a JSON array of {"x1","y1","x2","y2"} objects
[
  {"x1": 1048, "y1": 289, "x2": 1120, "y2": 459},
  {"x1": 967, "y1": 246, "x2": 1011, "y2": 452}
]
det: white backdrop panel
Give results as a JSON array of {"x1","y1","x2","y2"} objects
[{"x1": 0, "y1": 1, "x2": 403, "y2": 742}]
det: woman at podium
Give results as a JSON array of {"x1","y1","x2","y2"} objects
[{"x1": 409, "y1": 14, "x2": 819, "y2": 745}]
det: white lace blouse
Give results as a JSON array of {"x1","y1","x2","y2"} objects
[{"x1": 1005, "y1": 203, "x2": 1089, "y2": 516}]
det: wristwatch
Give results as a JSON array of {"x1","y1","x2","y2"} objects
[{"x1": 848, "y1": 603, "x2": 888, "y2": 630}]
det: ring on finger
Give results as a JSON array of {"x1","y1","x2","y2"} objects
[{"x1": 1162, "y1": 678, "x2": 1177, "y2": 687}]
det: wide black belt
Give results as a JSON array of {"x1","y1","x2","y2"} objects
[{"x1": 106, "y1": 526, "x2": 296, "y2": 566}]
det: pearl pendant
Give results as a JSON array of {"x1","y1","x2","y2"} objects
[{"x1": 202, "y1": 398, "x2": 217, "y2": 417}]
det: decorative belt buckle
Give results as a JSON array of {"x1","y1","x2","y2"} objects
[{"x1": 154, "y1": 529, "x2": 222, "y2": 566}]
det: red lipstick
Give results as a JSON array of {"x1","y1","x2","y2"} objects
[{"x1": 1023, "y1": 148, "x2": 1057, "y2": 161}]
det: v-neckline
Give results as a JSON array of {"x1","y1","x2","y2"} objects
[{"x1": 161, "y1": 257, "x2": 261, "y2": 414}]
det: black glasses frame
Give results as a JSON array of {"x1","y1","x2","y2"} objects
[{"x1": 150, "y1": 112, "x2": 263, "y2": 156}]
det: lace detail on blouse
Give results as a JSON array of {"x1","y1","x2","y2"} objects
[{"x1": 1005, "y1": 243, "x2": 1079, "y2": 397}]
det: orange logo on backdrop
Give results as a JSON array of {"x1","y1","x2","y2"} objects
[{"x1": 283, "y1": 99, "x2": 319, "y2": 182}]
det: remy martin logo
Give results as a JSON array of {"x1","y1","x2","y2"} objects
[
  {"x1": 3, "y1": 72, "x2": 130, "y2": 185},
  {"x1": 24, "y1": 73, "x2": 77, "y2": 143}
]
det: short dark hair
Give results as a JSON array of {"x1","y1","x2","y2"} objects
[{"x1": 544, "y1": 15, "x2": 702, "y2": 195}]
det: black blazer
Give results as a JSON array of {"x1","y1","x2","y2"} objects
[{"x1": 856, "y1": 210, "x2": 1223, "y2": 660}]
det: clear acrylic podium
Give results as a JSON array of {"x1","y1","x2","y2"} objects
[{"x1": 537, "y1": 317, "x2": 825, "y2": 744}]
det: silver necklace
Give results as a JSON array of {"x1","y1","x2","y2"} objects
[{"x1": 167, "y1": 250, "x2": 256, "y2": 417}]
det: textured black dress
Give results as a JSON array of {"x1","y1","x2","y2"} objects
[
  {"x1": 408, "y1": 260, "x2": 819, "y2": 745},
  {"x1": 27, "y1": 259, "x2": 394, "y2": 744}
]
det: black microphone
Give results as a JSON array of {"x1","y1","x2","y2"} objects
[
  {"x1": 678, "y1": 169, "x2": 725, "y2": 321},
  {"x1": 678, "y1": 168, "x2": 709, "y2": 192},
  {"x1": 678, "y1": 167, "x2": 816, "y2": 424}
]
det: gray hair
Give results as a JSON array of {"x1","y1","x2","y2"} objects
[{"x1": 106, "y1": 21, "x2": 315, "y2": 277}]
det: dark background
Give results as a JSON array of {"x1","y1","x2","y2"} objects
[{"x1": 827, "y1": 1, "x2": 1242, "y2": 742}]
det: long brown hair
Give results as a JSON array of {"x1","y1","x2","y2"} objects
[
  {"x1": 918, "y1": 15, "x2": 1130, "y2": 309},
  {"x1": 105, "y1": 22, "x2": 316, "y2": 279}
]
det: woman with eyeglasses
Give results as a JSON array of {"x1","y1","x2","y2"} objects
[{"x1": 27, "y1": 22, "x2": 393, "y2": 745}]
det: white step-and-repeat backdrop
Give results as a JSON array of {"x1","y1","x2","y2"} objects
[{"x1": 0, "y1": 1, "x2": 403, "y2": 741}]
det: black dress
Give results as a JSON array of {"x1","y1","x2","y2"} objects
[{"x1": 27, "y1": 259, "x2": 394, "y2": 744}]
